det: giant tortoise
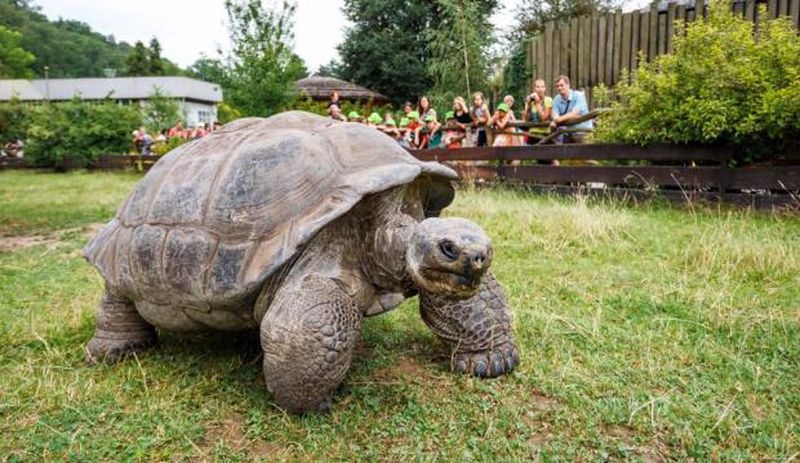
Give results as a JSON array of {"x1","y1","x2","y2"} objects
[{"x1": 84, "y1": 111, "x2": 519, "y2": 413}]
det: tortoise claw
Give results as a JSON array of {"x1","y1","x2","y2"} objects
[{"x1": 451, "y1": 342, "x2": 519, "y2": 378}]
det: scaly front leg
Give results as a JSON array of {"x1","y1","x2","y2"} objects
[
  {"x1": 419, "y1": 273, "x2": 519, "y2": 378},
  {"x1": 259, "y1": 276, "x2": 361, "y2": 414}
]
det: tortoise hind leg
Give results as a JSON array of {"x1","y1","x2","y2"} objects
[
  {"x1": 259, "y1": 275, "x2": 361, "y2": 414},
  {"x1": 85, "y1": 286, "x2": 157, "y2": 364}
]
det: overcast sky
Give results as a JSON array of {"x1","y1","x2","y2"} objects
[{"x1": 32, "y1": 0, "x2": 526, "y2": 73}]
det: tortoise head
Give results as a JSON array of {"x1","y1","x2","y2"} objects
[
  {"x1": 406, "y1": 217, "x2": 493, "y2": 300},
  {"x1": 406, "y1": 217, "x2": 519, "y2": 378}
]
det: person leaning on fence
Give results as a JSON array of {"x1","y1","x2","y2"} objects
[
  {"x1": 523, "y1": 79, "x2": 553, "y2": 144},
  {"x1": 470, "y1": 92, "x2": 490, "y2": 147},
  {"x1": 549, "y1": 75, "x2": 593, "y2": 144},
  {"x1": 491, "y1": 102, "x2": 523, "y2": 148},
  {"x1": 417, "y1": 114, "x2": 444, "y2": 149}
]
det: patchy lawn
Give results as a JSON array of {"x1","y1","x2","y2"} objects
[{"x1": 0, "y1": 170, "x2": 798, "y2": 461}]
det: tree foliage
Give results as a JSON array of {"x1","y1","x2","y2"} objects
[
  {"x1": 123, "y1": 38, "x2": 170, "y2": 77},
  {"x1": 337, "y1": 0, "x2": 438, "y2": 105},
  {"x1": 426, "y1": 0, "x2": 495, "y2": 109},
  {"x1": 337, "y1": 0, "x2": 496, "y2": 107},
  {"x1": 142, "y1": 86, "x2": 181, "y2": 133},
  {"x1": 124, "y1": 41, "x2": 150, "y2": 76},
  {"x1": 0, "y1": 96, "x2": 28, "y2": 145},
  {"x1": 213, "y1": 0, "x2": 307, "y2": 117},
  {"x1": 0, "y1": 25, "x2": 35, "y2": 78},
  {"x1": 595, "y1": 4, "x2": 800, "y2": 163},
  {"x1": 148, "y1": 38, "x2": 165, "y2": 76},
  {"x1": 24, "y1": 99, "x2": 143, "y2": 167}
]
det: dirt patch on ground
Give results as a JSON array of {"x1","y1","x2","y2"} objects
[
  {"x1": 369, "y1": 355, "x2": 443, "y2": 386},
  {"x1": 603, "y1": 424, "x2": 667, "y2": 462},
  {"x1": 0, "y1": 222, "x2": 105, "y2": 252},
  {"x1": 0, "y1": 235, "x2": 61, "y2": 252},
  {"x1": 198, "y1": 411, "x2": 292, "y2": 461}
]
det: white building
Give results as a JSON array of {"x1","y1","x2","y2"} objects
[{"x1": 0, "y1": 76, "x2": 222, "y2": 128}]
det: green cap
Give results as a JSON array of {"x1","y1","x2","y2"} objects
[
  {"x1": 348, "y1": 111, "x2": 360, "y2": 119},
  {"x1": 399, "y1": 117, "x2": 410, "y2": 128},
  {"x1": 424, "y1": 114, "x2": 436, "y2": 122},
  {"x1": 497, "y1": 103, "x2": 509, "y2": 113},
  {"x1": 445, "y1": 111, "x2": 455, "y2": 120},
  {"x1": 385, "y1": 119, "x2": 397, "y2": 127},
  {"x1": 368, "y1": 112, "x2": 382, "y2": 124},
  {"x1": 408, "y1": 111, "x2": 420, "y2": 120}
]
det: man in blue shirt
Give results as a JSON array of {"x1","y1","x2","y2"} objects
[{"x1": 549, "y1": 75, "x2": 592, "y2": 144}]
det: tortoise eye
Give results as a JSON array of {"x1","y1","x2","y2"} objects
[{"x1": 438, "y1": 240, "x2": 459, "y2": 260}]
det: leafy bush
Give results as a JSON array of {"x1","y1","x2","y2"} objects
[
  {"x1": 25, "y1": 98, "x2": 142, "y2": 167},
  {"x1": 595, "y1": 3, "x2": 800, "y2": 164},
  {"x1": 0, "y1": 97, "x2": 28, "y2": 145},
  {"x1": 152, "y1": 135, "x2": 189, "y2": 156}
]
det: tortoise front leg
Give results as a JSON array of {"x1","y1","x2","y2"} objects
[
  {"x1": 419, "y1": 272, "x2": 519, "y2": 378},
  {"x1": 85, "y1": 285, "x2": 157, "y2": 364},
  {"x1": 259, "y1": 275, "x2": 361, "y2": 414}
]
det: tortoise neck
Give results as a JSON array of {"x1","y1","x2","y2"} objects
[{"x1": 359, "y1": 187, "x2": 422, "y2": 295}]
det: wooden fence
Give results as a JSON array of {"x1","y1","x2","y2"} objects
[
  {"x1": 3, "y1": 149, "x2": 798, "y2": 209},
  {"x1": 525, "y1": 0, "x2": 800, "y2": 103},
  {"x1": 411, "y1": 144, "x2": 800, "y2": 209}
]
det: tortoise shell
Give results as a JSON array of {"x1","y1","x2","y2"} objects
[{"x1": 84, "y1": 111, "x2": 457, "y2": 312}]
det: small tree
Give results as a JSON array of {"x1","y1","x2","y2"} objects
[
  {"x1": 426, "y1": 0, "x2": 495, "y2": 110},
  {"x1": 222, "y1": 0, "x2": 308, "y2": 117},
  {"x1": 143, "y1": 86, "x2": 181, "y2": 133}
]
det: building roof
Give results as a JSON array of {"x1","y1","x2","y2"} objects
[
  {"x1": 0, "y1": 76, "x2": 223, "y2": 103},
  {"x1": 295, "y1": 76, "x2": 389, "y2": 103}
]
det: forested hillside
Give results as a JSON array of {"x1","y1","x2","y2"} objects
[{"x1": 0, "y1": 0, "x2": 181, "y2": 78}]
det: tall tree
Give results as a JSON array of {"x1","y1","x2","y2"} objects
[
  {"x1": 124, "y1": 40, "x2": 150, "y2": 76},
  {"x1": 337, "y1": 0, "x2": 438, "y2": 105},
  {"x1": 426, "y1": 0, "x2": 496, "y2": 108},
  {"x1": 0, "y1": 25, "x2": 35, "y2": 78},
  {"x1": 222, "y1": 0, "x2": 308, "y2": 116},
  {"x1": 148, "y1": 37, "x2": 165, "y2": 76}
]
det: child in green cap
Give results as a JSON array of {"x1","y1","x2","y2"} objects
[
  {"x1": 397, "y1": 117, "x2": 412, "y2": 149},
  {"x1": 491, "y1": 95, "x2": 523, "y2": 147},
  {"x1": 347, "y1": 111, "x2": 362, "y2": 123},
  {"x1": 367, "y1": 112, "x2": 383, "y2": 127},
  {"x1": 417, "y1": 113, "x2": 443, "y2": 149}
]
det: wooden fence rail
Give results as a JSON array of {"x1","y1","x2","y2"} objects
[
  {"x1": 411, "y1": 144, "x2": 799, "y2": 209},
  {"x1": 526, "y1": 0, "x2": 800, "y2": 105}
]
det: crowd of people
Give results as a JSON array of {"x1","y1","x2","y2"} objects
[
  {"x1": 131, "y1": 120, "x2": 221, "y2": 155},
  {"x1": 327, "y1": 75, "x2": 594, "y2": 150}
]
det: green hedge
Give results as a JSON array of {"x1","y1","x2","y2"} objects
[
  {"x1": 595, "y1": 3, "x2": 800, "y2": 164},
  {"x1": 2, "y1": 98, "x2": 143, "y2": 167}
]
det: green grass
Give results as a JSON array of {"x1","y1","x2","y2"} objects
[{"x1": 0, "y1": 170, "x2": 798, "y2": 461}]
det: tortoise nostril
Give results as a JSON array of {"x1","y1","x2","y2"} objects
[{"x1": 470, "y1": 252, "x2": 487, "y2": 268}]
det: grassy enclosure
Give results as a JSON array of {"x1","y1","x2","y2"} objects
[{"x1": 0, "y1": 170, "x2": 798, "y2": 461}]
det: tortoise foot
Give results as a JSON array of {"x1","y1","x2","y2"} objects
[
  {"x1": 85, "y1": 331, "x2": 157, "y2": 364},
  {"x1": 451, "y1": 341, "x2": 519, "y2": 378}
]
